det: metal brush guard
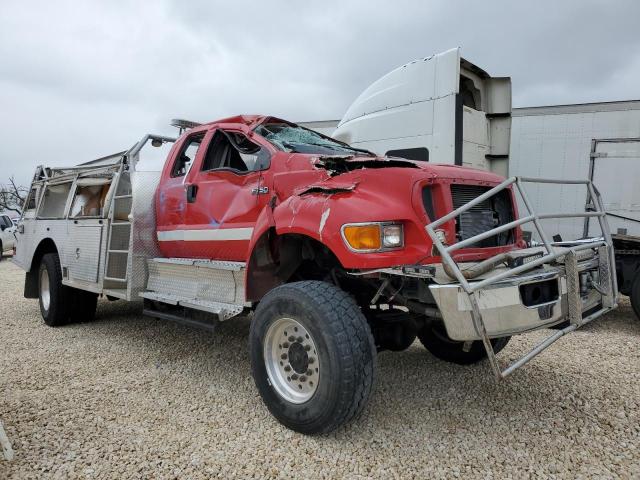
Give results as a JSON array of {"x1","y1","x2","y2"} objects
[{"x1": 425, "y1": 176, "x2": 618, "y2": 380}]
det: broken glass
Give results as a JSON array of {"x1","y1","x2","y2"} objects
[{"x1": 254, "y1": 121, "x2": 372, "y2": 156}]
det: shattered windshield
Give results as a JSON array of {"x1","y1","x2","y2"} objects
[{"x1": 254, "y1": 121, "x2": 372, "y2": 156}]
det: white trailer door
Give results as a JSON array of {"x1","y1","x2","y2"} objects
[{"x1": 589, "y1": 139, "x2": 640, "y2": 236}]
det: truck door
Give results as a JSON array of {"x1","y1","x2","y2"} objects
[
  {"x1": 156, "y1": 131, "x2": 206, "y2": 258},
  {"x1": 587, "y1": 138, "x2": 640, "y2": 237},
  {"x1": 182, "y1": 127, "x2": 271, "y2": 261}
]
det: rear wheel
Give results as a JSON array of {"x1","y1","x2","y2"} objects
[
  {"x1": 418, "y1": 323, "x2": 510, "y2": 365},
  {"x1": 630, "y1": 271, "x2": 640, "y2": 320},
  {"x1": 38, "y1": 253, "x2": 70, "y2": 326},
  {"x1": 250, "y1": 281, "x2": 376, "y2": 434}
]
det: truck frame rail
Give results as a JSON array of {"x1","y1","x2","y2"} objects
[{"x1": 425, "y1": 176, "x2": 618, "y2": 379}]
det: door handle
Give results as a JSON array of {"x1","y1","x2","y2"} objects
[{"x1": 186, "y1": 184, "x2": 198, "y2": 203}]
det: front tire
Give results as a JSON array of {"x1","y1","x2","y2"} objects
[
  {"x1": 38, "y1": 253, "x2": 70, "y2": 326},
  {"x1": 250, "y1": 281, "x2": 376, "y2": 434},
  {"x1": 418, "y1": 323, "x2": 510, "y2": 365}
]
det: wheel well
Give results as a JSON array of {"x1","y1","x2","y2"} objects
[
  {"x1": 24, "y1": 238, "x2": 58, "y2": 298},
  {"x1": 246, "y1": 229, "x2": 345, "y2": 302}
]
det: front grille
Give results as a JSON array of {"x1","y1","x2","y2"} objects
[{"x1": 450, "y1": 184, "x2": 514, "y2": 247}]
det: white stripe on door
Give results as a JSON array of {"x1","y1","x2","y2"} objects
[{"x1": 157, "y1": 228, "x2": 254, "y2": 242}]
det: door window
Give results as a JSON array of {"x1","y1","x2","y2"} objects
[
  {"x1": 171, "y1": 134, "x2": 205, "y2": 177},
  {"x1": 201, "y1": 130, "x2": 269, "y2": 173}
]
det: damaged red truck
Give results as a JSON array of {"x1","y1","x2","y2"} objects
[{"x1": 14, "y1": 115, "x2": 617, "y2": 434}]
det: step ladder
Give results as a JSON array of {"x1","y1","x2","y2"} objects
[{"x1": 103, "y1": 168, "x2": 133, "y2": 297}]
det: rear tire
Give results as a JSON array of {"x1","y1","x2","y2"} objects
[
  {"x1": 418, "y1": 323, "x2": 510, "y2": 365},
  {"x1": 250, "y1": 281, "x2": 376, "y2": 434},
  {"x1": 38, "y1": 253, "x2": 70, "y2": 327},
  {"x1": 69, "y1": 289, "x2": 98, "y2": 323},
  {"x1": 630, "y1": 271, "x2": 640, "y2": 320}
]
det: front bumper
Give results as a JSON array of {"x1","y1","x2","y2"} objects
[{"x1": 429, "y1": 261, "x2": 602, "y2": 341}]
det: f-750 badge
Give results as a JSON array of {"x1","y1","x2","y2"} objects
[{"x1": 251, "y1": 186, "x2": 269, "y2": 195}]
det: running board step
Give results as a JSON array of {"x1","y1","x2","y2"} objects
[
  {"x1": 143, "y1": 306, "x2": 218, "y2": 332},
  {"x1": 140, "y1": 291, "x2": 244, "y2": 320}
]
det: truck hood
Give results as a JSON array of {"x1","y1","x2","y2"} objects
[{"x1": 272, "y1": 153, "x2": 506, "y2": 203}]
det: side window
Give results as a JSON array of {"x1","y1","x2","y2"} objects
[
  {"x1": 38, "y1": 182, "x2": 73, "y2": 219},
  {"x1": 201, "y1": 130, "x2": 268, "y2": 173},
  {"x1": 0, "y1": 216, "x2": 9, "y2": 229},
  {"x1": 460, "y1": 76, "x2": 481, "y2": 110},
  {"x1": 386, "y1": 147, "x2": 429, "y2": 162},
  {"x1": 171, "y1": 134, "x2": 204, "y2": 177}
]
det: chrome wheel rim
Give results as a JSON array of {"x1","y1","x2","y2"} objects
[
  {"x1": 40, "y1": 267, "x2": 51, "y2": 312},
  {"x1": 263, "y1": 317, "x2": 319, "y2": 404}
]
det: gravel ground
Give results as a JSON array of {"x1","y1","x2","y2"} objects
[{"x1": 0, "y1": 259, "x2": 638, "y2": 479}]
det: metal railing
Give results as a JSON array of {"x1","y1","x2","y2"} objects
[{"x1": 425, "y1": 176, "x2": 618, "y2": 379}]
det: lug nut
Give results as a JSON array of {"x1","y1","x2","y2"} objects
[
  {"x1": 284, "y1": 365, "x2": 291, "y2": 372},
  {"x1": 296, "y1": 336, "x2": 304, "y2": 343},
  {"x1": 281, "y1": 353, "x2": 287, "y2": 360},
  {"x1": 291, "y1": 374, "x2": 299, "y2": 380},
  {"x1": 299, "y1": 376, "x2": 307, "y2": 382},
  {"x1": 308, "y1": 357, "x2": 315, "y2": 364},
  {"x1": 288, "y1": 336, "x2": 295, "y2": 342},
  {"x1": 306, "y1": 369, "x2": 312, "y2": 376},
  {"x1": 282, "y1": 342, "x2": 289, "y2": 348},
  {"x1": 304, "y1": 345, "x2": 311, "y2": 351}
]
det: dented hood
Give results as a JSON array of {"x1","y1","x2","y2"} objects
[{"x1": 272, "y1": 152, "x2": 506, "y2": 202}]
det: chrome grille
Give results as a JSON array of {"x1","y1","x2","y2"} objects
[{"x1": 450, "y1": 184, "x2": 514, "y2": 246}]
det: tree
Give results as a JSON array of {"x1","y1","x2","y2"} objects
[{"x1": 0, "y1": 177, "x2": 28, "y2": 215}]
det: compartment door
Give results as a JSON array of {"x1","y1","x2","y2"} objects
[{"x1": 64, "y1": 222, "x2": 103, "y2": 283}]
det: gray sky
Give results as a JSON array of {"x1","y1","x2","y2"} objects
[{"x1": 1, "y1": 0, "x2": 639, "y2": 186}]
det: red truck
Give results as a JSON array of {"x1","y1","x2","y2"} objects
[{"x1": 14, "y1": 115, "x2": 617, "y2": 433}]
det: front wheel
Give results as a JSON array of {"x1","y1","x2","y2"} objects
[
  {"x1": 418, "y1": 323, "x2": 510, "y2": 365},
  {"x1": 250, "y1": 281, "x2": 376, "y2": 434}
]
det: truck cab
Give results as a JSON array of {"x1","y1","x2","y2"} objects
[{"x1": 333, "y1": 47, "x2": 512, "y2": 176}]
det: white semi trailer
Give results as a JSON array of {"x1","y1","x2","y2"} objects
[
  {"x1": 323, "y1": 51, "x2": 640, "y2": 318},
  {"x1": 509, "y1": 102, "x2": 640, "y2": 317}
]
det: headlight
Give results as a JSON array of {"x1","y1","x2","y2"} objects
[{"x1": 341, "y1": 222, "x2": 404, "y2": 252}]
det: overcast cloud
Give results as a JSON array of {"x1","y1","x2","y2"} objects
[{"x1": 1, "y1": 0, "x2": 639, "y2": 186}]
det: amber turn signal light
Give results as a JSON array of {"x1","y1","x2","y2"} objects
[{"x1": 343, "y1": 224, "x2": 382, "y2": 251}]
